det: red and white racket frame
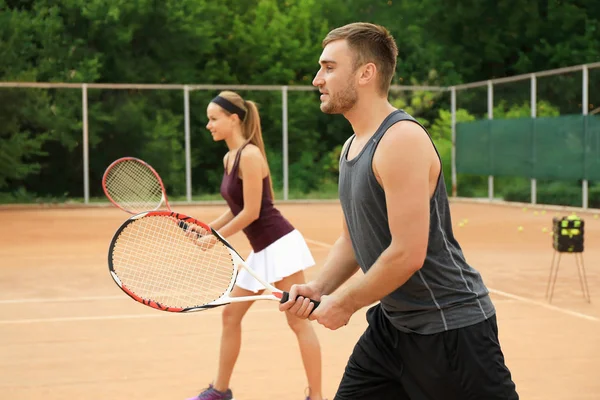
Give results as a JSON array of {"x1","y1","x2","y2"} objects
[{"x1": 102, "y1": 157, "x2": 171, "y2": 214}]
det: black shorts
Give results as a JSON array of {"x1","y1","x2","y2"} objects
[{"x1": 334, "y1": 304, "x2": 519, "y2": 400}]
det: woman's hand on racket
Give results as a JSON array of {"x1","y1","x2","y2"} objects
[
  {"x1": 279, "y1": 281, "x2": 323, "y2": 318},
  {"x1": 195, "y1": 233, "x2": 217, "y2": 251},
  {"x1": 182, "y1": 223, "x2": 217, "y2": 251}
]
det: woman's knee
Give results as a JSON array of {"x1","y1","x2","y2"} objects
[
  {"x1": 221, "y1": 303, "x2": 248, "y2": 327},
  {"x1": 286, "y1": 312, "x2": 311, "y2": 334}
]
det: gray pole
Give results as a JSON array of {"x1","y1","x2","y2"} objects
[
  {"x1": 82, "y1": 84, "x2": 89, "y2": 204},
  {"x1": 282, "y1": 86, "x2": 289, "y2": 201},
  {"x1": 451, "y1": 87, "x2": 457, "y2": 197},
  {"x1": 531, "y1": 74, "x2": 537, "y2": 205},
  {"x1": 487, "y1": 80, "x2": 494, "y2": 201},
  {"x1": 184, "y1": 85, "x2": 192, "y2": 203},
  {"x1": 582, "y1": 65, "x2": 589, "y2": 209}
]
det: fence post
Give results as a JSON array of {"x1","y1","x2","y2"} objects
[
  {"x1": 82, "y1": 84, "x2": 89, "y2": 204},
  {"x1": 487, "y1": 80, "x2": 494, "y2": 201},
  {"x1": 582, "y1": 65, "x2": 589, "y2": 209},
  {"x1": 451, "y1": 87, "x2": 457, "y2": 197},
  {"x1": 184, "y1": 85, "x2": 192, "y2": 203},
  {"x1": 531, "y1": 74, "x2": 537, "y2": 205},
  {"x1": 282, "y1": 86, "x2": 289, "y2": 201}
]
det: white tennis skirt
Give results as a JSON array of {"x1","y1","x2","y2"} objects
[{"x1": 235, "y1": 229, "x2": 315, "y2": 292}]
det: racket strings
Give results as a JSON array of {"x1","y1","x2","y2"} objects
[
  {"x1": 111, "y1": 215, "x2": 236, "y2": 308},
  {"x1": 105, "y1": 160, "x2": 164, "y2": 213}
]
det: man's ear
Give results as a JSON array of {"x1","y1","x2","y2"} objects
[{"x1": 358, "y1": 62, "x2": 377, "y2": 86}]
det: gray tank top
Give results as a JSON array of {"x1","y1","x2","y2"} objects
[{"x1": 339, "y1": 109, "x2": 495, "y2": 334}]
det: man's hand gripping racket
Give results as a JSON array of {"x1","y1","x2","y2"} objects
[{"x1": 108, "y1": 211, "x2": 321, "y2": 313}]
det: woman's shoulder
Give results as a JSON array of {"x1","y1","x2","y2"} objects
[
  {"x1": 240, "y1": 143, "x2": 262, "y2": 156},
  {"x1": 238, "y1": 143, "x2": 264, "y2": 164}
]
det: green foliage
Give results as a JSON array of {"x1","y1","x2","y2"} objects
[
  {"x1": 390, "y1": 70, "x2": 446, "y2": 129},
  {"x1": 502, "y1": 180, "x2": 600, "y2": 209},
  {"x1": 2, "y1": 0, "x2": 600, "y2": 202},
  {"x1": 430, "y1": 108, "x2": 476, "y2": 141},
  {"x1": 493, "y1": 100, "x2": 560, "y2": 119}
]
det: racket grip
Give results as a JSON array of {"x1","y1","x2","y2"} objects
[
  {"x1": 177, "y1": 221, "x2": 201, "y2": 238},
  {"x1": 178, "y1": 220, "x2": 189, "y2": 230},
  {"x1": 280, "y1": 291, "x2": 320, "y2": 314}
]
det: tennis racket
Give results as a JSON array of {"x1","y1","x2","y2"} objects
[
  {"x1": 108, "y1": 210, "x2": 320, "y2": 313},
  {"x1": 102, "y1": 157, "x2": 171, "y2": 214}
]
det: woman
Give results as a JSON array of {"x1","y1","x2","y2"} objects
[{"x1": 186, "y1": 91, "x2": 324, "y2": 400}]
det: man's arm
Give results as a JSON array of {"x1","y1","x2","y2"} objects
[
  {"x1": 279, "y1": 136, "x2": 360, "y2": 316},
  {"x1": 312, "y1": 219, "x2": 360, "y2": 296},
  {"x1": 280, "y1": 198, "x2": 360, "y2": 317},
  {"x1": 313, "y1": 135, "x2": 360, "y2": 295},
  {"x1": 338, "y1": 121, "x2": 435, "y2": 312}
]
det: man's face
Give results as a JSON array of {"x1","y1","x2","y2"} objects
[{"x1": 312, "y1": 40, "x2": 358, "y2": 114}]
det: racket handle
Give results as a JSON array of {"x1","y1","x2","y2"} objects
[
  {"x1": 280, "y1": 291, "x2": 320, "y2": 314},
  {"x1": 177, "y1": 220, "x2": 202, "y2": 238},
  {"x1": 178, "y1": 220, "x2": 189, "y2": 230}
]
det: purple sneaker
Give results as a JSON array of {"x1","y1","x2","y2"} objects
[
  {"x1": 187, "y1": 384, "x2": 234, "y2": 400},
  {"x1": 304, "y1": 387, "x2": 326, "y2": 400}
]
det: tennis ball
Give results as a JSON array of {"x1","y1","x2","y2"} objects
[
  {"x1": 541, "y1": 210, "x2": 546, "y2": 215},
  {"x1": 542, "y1": 227, "x2": 548, "y2": 233},
  {"x1": 522, "y1": 207, "x2": 528, "y2": 212},
  {"x1": 458, "y1": 222, "x2": 464, "y2": 228},
  {"x1": 533, "y1": 211, "x2": 539, "y2": 216},
  {"x1": 517, "y1": 226, "x2": 524, "y2": 232},
  {"x1": 594, "y1": 214, "x2": 598, "y2": 219}
]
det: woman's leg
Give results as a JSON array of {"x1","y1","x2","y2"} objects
[
  {"x1": 276, "y1": 270, "x2": 324, "y2": 400},
  {"x1": 212, "y1": 285, "x2": 264, "y2": 392}
]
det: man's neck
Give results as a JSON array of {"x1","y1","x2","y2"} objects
[{"x1": 344, "y1": 97, "x2": 397, "y2": 139}]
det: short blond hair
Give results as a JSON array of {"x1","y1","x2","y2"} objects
[{"x1": 323, "y1": 22, "x2": 398, "y2": 95}]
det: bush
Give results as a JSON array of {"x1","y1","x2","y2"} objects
[{"x1": 502, "y1": 180, "x2": 600, "y2": 208}]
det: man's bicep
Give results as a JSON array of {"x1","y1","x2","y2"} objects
[{"x1": 376, "y1": 125, "x2": 432, "y2": 263}]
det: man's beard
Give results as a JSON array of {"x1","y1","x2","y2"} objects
[{"x1": 321, "y1": 81, "x2": 358, "y2": 114}]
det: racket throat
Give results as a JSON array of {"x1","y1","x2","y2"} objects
[{"x1": 225, "y1": 293, "x2": 284, "y2": 303}]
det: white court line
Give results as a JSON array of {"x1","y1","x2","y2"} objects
[
  {"x1": 306, "y1": 238, "x2": 599, "y2": 323},
  {"x1": 488, "y1": 289, "x2": 599, "y2": 322},
  {"x1": 305, "y1": 238, "x2": 336, "y2": 248},
  {"x1": 1, "y1": 239, "x2": 597, "y2": 324},
  {"x1": 0, "y1": 308, "x2": 275, "y2": 325},
  {"x1": 0, "y1": 295, "x2": 124, "y2": 304}
]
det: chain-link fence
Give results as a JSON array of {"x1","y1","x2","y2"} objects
[
  {"x1": 0, "y1": 82, "x2": 447, "y2": 203},
  {"x1": 2, "y1": 61, "x2": 600, "y2": 208},
  {"x1": 453, "y1": 62, "x2": 600, "y2": 209}
]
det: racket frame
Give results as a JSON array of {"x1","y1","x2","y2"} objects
[
  {"x1": 108, "y1": 211, "x2": 289, "y2": 313},
  {"x1": 102, "y1": 157, "x2": 170, "y2": 214}
]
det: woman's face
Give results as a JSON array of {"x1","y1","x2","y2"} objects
[{"x1": 206, "y1": 102, "x2": 236, "y2": 141}]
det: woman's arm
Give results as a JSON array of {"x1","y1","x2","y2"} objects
[
  {"x1": 216, "y1": 146, "x2": 264, "y2": 239},
  {"x1": 209, "y1": 209, "x2": 234, "y2": 231}
]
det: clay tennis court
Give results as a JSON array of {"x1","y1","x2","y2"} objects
[{"x1": 1, "y1": 200, "x2": 599, "y2": 400}]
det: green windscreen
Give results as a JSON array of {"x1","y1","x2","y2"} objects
[
  {"x1": 456, "y1": 119, "x2": 491, "y2": 175},
  {"x1": 534, "y1": 115, "x2": 584, "y2": 180},
  {"x1": 490, "y1": 117, "x2": 533, "y2": 177},
  {"x1": 585, "y1": 115, "x2": 600, "y2": 181},
  {"x1": 456, "y1": 115, "x2": 598, "y2": 181}
]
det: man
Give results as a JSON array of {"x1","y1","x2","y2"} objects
[{"x1": 279, "y1": 22, "x2": 519, "y2": 400}]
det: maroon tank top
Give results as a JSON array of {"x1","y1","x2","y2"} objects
[{"x1": 220, "y1": 143, "x2": 294, "y2": 252}]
